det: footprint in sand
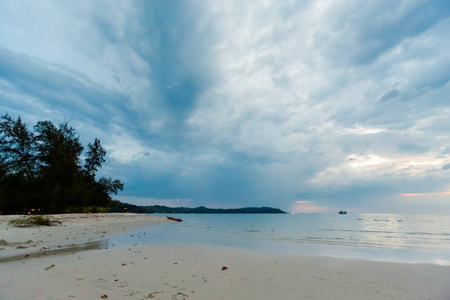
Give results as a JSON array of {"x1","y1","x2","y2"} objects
[
  {"x1": 146, "y1": 291, "x2": 163, "y2": 298},
  {"x1": 171, "y1": 292, "x2": 189, "y2": 300},
  {"x1": 118, "y1": 281, "x2": 129, "y2": 287},
  {"x1": 313, "y1": 276, "x2": 326, "y2": 281},
  {"x1": 376, "y1": 291, "x2": 393, "y2": 298},
  {"x1": 126, "y1": 289, "x2": 136, "y2": 296}
]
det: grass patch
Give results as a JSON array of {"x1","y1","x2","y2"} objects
[{"x1": 8, "y1": 215, "x2": 62, "y2": 227}]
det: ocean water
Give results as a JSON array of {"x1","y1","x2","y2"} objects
[{"x1": 109, "y1": 213, "x2": 450, "y2": 265}]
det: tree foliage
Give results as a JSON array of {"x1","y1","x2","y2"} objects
[
  {"x1": 0, "y1": 114, "x2": 124, "y2": 214},
  {"x1": 85, "y1": 138, "x2": 106, "y2": 178}
]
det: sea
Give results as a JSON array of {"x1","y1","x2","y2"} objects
[{"x1": 109, "y1": 213, "x2": 450, "y2": 265}]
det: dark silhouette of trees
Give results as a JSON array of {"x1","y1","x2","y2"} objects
[
  {"x1": 84, "y1": 138, "x2": 106, "y2": 178},
  {"x1": 0, "y1": 113, "x2": 124, "y2": 214},
  {"x1": 0, "y1": 115, "x2": 37, "y2": 180}
]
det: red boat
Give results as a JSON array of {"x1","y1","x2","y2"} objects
[{"x1": 166, "y1": 216, "x2": 183, "y2": 222}]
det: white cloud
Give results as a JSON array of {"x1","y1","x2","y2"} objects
[
  {"x1": 104, "y1": 125, "x2": 167, "y2": 164},
  {"x1": 348, "y1": 154, "x2": 391, "y2": 168},
  {"x1": 346, "y1": 125, "x2": 386, "y2": 135},
  {"x1": 309, "y1": 151, "x2": 450, "y2": 189}
]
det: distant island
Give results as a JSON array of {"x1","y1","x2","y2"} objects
[{"x1": 110, "y1": 202, "x2": 286, "y2": 214}]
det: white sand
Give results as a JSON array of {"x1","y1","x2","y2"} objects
[{"x1": 1, "y1": 214, "x2": 449, "y2": 300}]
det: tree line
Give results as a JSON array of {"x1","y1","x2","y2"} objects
[
  {"x1": 108, "y1": 203, "x2": 286, "y2": 214},
  {"x1": 139, "y1": 205, "x2": 286, "y2": 214},
  {"x1": 0, "y1": 113, "x2": 124, "y2": 214}
]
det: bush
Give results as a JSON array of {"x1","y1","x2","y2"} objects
[{"x1": 8, "y1": 215, "x2": 62, "y2": 227}]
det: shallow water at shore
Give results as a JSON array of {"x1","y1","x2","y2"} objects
[{"x1": 109, "y1": 213, "x2": 450, "y2": 265}]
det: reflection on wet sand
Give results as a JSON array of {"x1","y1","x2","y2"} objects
[{"x1": 0, "y1": 239, "x2": 109, "y2": 263}]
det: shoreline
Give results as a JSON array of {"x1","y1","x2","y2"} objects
[
  {"x1": 0, "y1": 213, "x2": 170, "y2": 261},
  {"x1": 1, "y1": 213, "x2": 449, "y2": 299}
]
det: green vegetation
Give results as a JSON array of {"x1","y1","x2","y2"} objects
[
  {"x1": 0, "y1": 113, "x2": 124, "y2": 215},
  {"x1": 8, "y1": 215, "x2": 62, "y2": 227},
  {"x1": 109, "y1": 200, "x2": 147, "y2": 213}
]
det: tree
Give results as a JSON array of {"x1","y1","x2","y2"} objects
[
  {"x1": 98, "y1": 177, "x2": 124, "y2": 196},
  {"x1": 0, "y1": 114, "x2": 38, "y2": 213},
  {"x1": 34, "y1": 121, "x2": 84, "y2": 182},
  {"x1": 0, "y1": 113, "x2": 124, "y2": 214},
  {"x1": 84, "y1": 138, "x2": 106, "y2": 178},
  {"x1": 0, "y1": 114, "x2": 37, "y2": 180},
  {"x1": 33, "y1": 121, "x2": 86, "y2": 211}
]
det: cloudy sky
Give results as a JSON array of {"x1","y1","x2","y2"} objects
[{"x1": 1, "y1": 0, "x2": 450, "y2": 213}]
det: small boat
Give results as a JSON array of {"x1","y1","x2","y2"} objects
[
  {"x1": 338, "y1": 211, "x2": 347, "y2": 214},
  {"x1": 166, "y1": 216, "x2": 183, "y2": 222}
]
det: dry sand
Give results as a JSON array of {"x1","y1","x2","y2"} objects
[{"x1": 1, "y1": 213, "x2": 449, "y2": 300}]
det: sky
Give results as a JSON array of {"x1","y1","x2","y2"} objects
[{"x1": 1, "y1": 0, "x2": 450, "y2": 214}]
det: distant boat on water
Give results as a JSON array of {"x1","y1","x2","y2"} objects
[{"x1": 338, "y1": 211, "x2": 347, "y2": 214}]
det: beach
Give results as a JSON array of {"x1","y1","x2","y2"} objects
[{"x1": 1, "y1": 214, "x2": 449, "y2": 300}]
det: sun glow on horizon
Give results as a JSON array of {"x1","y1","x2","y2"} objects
[
  {"x1": 402, "y1": 192, "x2": 450, "y2": 197},
  {"x1": 291, "y1": 200, "x2": 333, "y2": 213}
]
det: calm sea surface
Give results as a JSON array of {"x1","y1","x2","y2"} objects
[{"x1": 109, "y1": 213, "x2": 450, "y2": 265}]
